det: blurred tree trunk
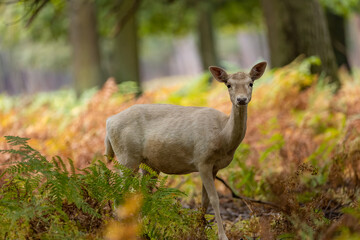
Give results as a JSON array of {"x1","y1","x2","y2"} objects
[
  {"x1": 326, "y1": 9, "x2": 351, "y2": 71},
  {"x1": 0, "y1": 53, "x2": 6, "y2": 93},
  {"x1": 111, "y1": 0, "x2": 141, "y2": 94},
  {"x1": 261, "y1": 0, "x2": 340, "y2": 89},
  {"x1": 197, "y1": 2, "x2": 220, "y2": 74},
  {"x1": 69, "y1": 0, "x2": 102, "y2": 94}
]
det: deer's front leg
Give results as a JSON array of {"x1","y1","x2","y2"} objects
[
  {"x1": 201, "y1": 170, "x2": 218, "y2": 213},
  {"x1": 199, "y1": 165, "x2": 228, "y2": 240}
]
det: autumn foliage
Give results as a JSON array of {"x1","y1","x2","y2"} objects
[{"x1": 1, "y1": 59, "x2": 360, "y2": 239}]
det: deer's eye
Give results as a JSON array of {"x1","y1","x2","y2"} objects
[
  {"x1": 249, "y1": 83, "x2": 253, "y2": 88},
  {"x1": 227, "y1": 84, "x2": 231, "y2": 89}
]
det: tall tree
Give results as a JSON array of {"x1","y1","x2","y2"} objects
[
  {"x1": 69, "y1": 0, "x2": 102, "y2": 93},
  {"x1": 261, "y1": 0, "x2": 340, "y2": 89},
  {"x1": 196, "y1": 2, "x2": 220, "y2": 71},
  {"x1": 326, "y1": 9, "x2": 351, "y2": 70},
  {"x1": 139, "y1": 0, "x2": 220, "y2": 76},
  {"x1": 111, "y1": 0, "x2": 141, "y2": 91}
]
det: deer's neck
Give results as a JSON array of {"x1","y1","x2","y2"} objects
[{"x1": 221, "y1": 104, "x2": 247, "y2": 152}]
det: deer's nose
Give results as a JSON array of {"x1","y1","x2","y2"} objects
[{"x1": 236, "y1": 97, "x2": 248, "y2": 105}]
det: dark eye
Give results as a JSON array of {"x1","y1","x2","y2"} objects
[
  {"x1": 249, "y1": 83, "x2": 253, "y2": 87},
  {"x1": 227, "y1": 84, "x2": 231, "y2": 89}
]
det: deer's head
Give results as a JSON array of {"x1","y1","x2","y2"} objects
[{"x1": 209, "y1": 62, "x2": 267, "y2": 107}]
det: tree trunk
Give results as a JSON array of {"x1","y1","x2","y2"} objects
[
  {"x1": 261, "y1": 0, "x2": 340, "y2": 89},
  {"x1": 260, "y1": 0, "x2": 295, "y2": 67},
  {"x1": 0, "y1": 53, "x2": 6, "y2": 93},
  {"x1": 111, "y1": 0, "x2": 141, "y2": 93},
  {"x1": 197, "y1": 2, "x2": 220, "y2": 73},
  {"x1": 326, "y1": 9, "x2": 351, "y2": 71},
  {"x1": 69, "y1": 0, "x2": 102, "y2": 94}
]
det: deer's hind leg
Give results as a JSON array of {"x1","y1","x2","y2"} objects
[
  {"x1": 112, "y1": 142, "x2": 142, "y2": 174},
  {"x1": 118, "y1": 154, "x2": 142, "y2": 171}
]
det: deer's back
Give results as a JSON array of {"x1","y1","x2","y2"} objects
[{"x1": 106, "y1": 104, "x2": 228, "y2": 174}]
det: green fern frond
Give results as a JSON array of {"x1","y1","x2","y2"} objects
[
  {"x1": 0, "y1": 136, "x2": 204, "y2": 239},
  {"x1": 3, "y1": 136, "x2": 31, "y2": 146}
]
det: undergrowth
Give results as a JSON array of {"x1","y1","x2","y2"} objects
[
  {"x1": 1, "y1": 58, "x2": 360, "y2": 239},
  {"x1": 0, "y1": 136, "x2": 209, "y2": 239}
]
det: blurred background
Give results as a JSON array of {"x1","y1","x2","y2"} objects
[
  {"x1": 0, "y1": 0, "x2": 359, "y2": 95},
  {"x1": 2, "y1": 1, "x2": 360, "y2": 239}
]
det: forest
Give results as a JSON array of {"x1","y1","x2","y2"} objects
[{"x1": 1, "y1": 0, "x2": 360, "y2": 239}]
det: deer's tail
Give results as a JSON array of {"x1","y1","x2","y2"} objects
[{"x1": 105, "y1": 135, "x2": 115, "y2": 162}]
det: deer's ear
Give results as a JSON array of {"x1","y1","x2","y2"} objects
[
  {"x1": 209, "y1": 66, "x2": 229, "y2": 83},
  {"x1": 249, "y1": 62, "x2": 267, "y2": 81}
]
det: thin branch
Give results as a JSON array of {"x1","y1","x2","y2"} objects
[
  {"x1": 1, "y1": 0, "x2": 48, "y2": 26},
  {"x1": 215, "y1": 175, "x2": 281, "y2": 209},
  {"x1": 25, "y1": 0, "x2": 49, "y2": 27},
  {"x1": 4, "y1": 15, "x2": 29, "y2": 25}
]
